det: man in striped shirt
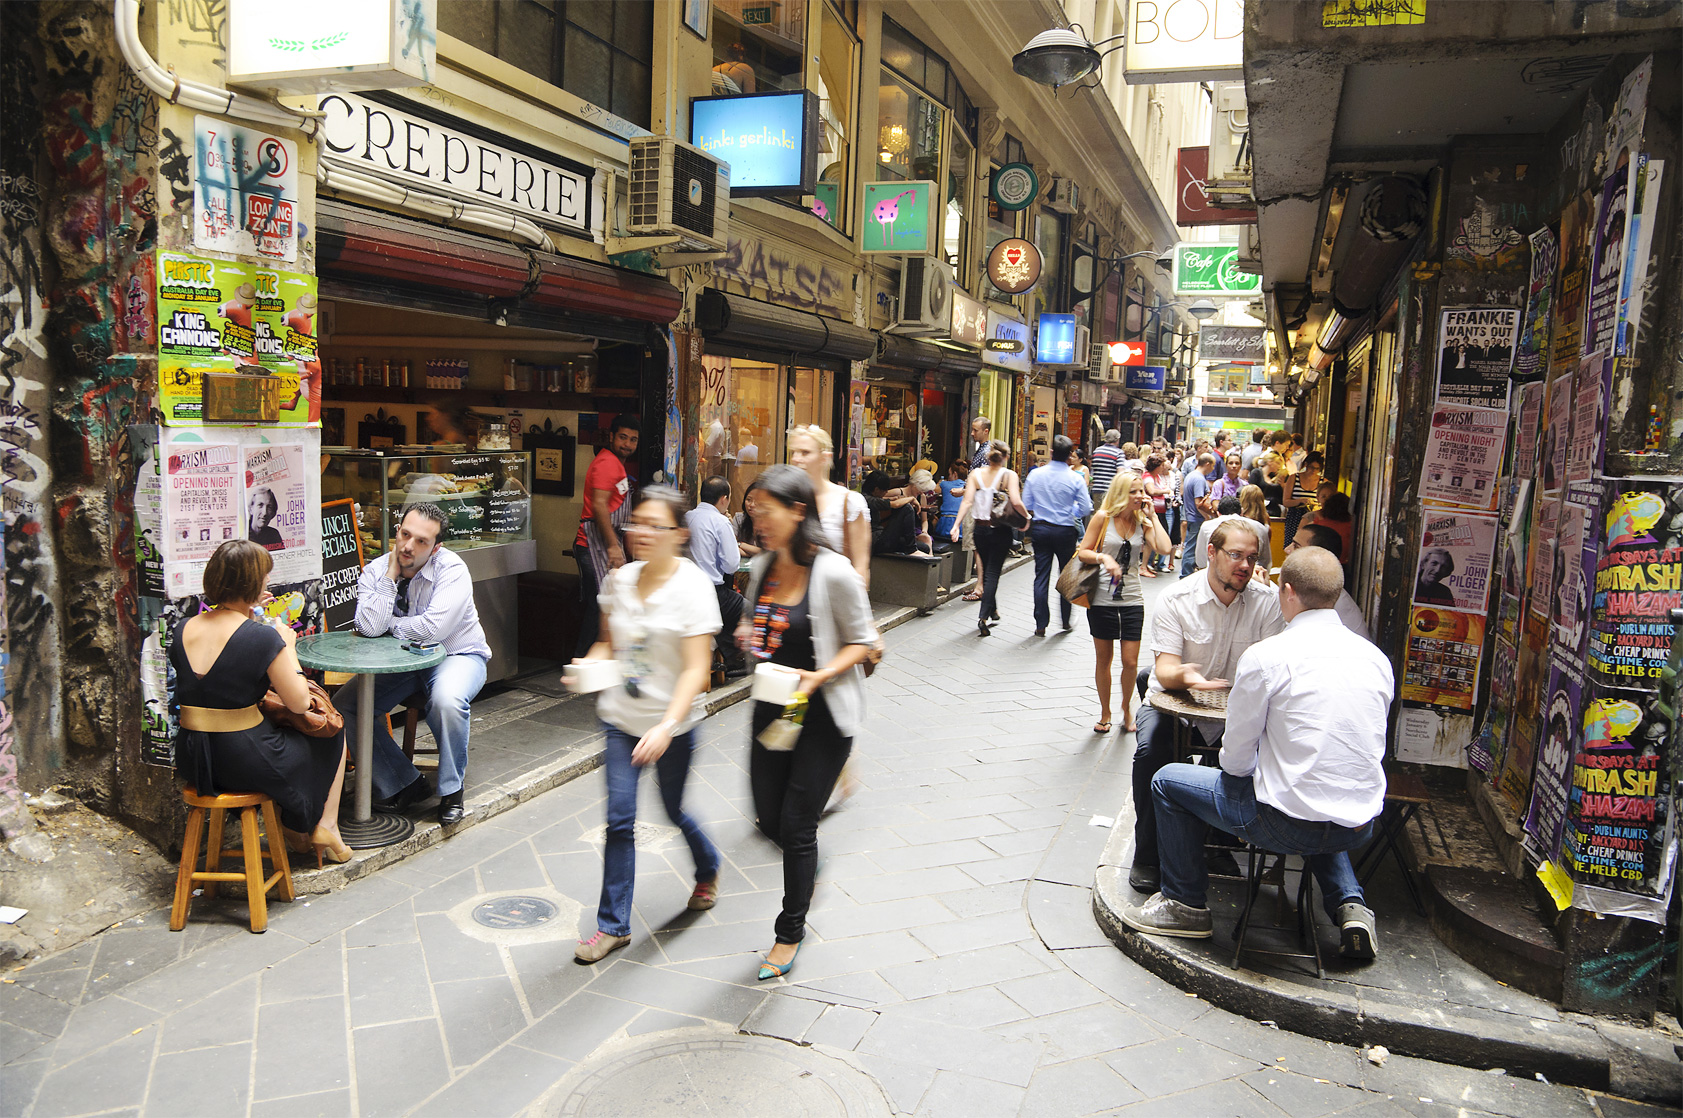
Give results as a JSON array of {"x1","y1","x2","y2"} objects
[{"x1": 1088, "y1": 429, "x2": 1125, "y2": 500}]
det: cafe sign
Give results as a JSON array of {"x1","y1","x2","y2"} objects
[
  {"x1": 1171, "y1": 242, "x2": 1260, "y2": 297},
  {"x1": 1198, "y1": 324, "x2": 1266, "y2": 363},
  {"x1": 950, "y1": 288, "x2": 987, "y2": 348},
  {"x1": 987, "y1": 238, "x2": 1043, "y2": 295},
  {"x1": 318, "y1": 93, "x2": 593, "y2": 234}
]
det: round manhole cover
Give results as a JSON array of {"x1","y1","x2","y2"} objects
[
  {"x1": 472, "y1": 896, "x2": 559, "y2": 930},
  {"x1": 538, "y1": 1029, "x2": 892, "y2": 1118}
]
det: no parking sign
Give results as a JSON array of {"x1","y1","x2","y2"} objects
[{"x1": 193, "y1": 115, "x2": 299, "y2": 261}]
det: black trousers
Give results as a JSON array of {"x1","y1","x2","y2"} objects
[
  {"x1": 973, "y1": 523, "x2": 1012, "y2": 621},
  {"x1": 575, "y1": 551, "x2": 602, "y2": 659},
  {"x1": 1028, "y1": 522, "x2": 1079, "y2": 630},
  {"x1": 715, "y1": 582, "x2": 745, "y2": 664},
  {"x1": 750, "y1": 695, "x2": 852, "y2": 944},
  {"x1": 1132, "y1": 703, "x2": 1223, "y2": 869}
]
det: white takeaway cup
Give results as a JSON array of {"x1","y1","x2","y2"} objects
[
  {"x1": 751, "y1": 663, "x2": 803, "y2": 706},
  {"x1": 562, "y1": 659, "x2": 622, "y2": 694}
]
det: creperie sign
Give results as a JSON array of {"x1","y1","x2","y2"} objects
[{"x1": 318, "y1": 94, "x2": 593, "y2": 233}]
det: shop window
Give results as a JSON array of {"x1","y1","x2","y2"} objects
[
  {"x1": 944, "y1": 119, "x2": 972, "y2": 282},
  {"x1": 440, "y1": 1, "x2": 653, "y2": 128},
  {"x1": 711, "y1": 0, "x2": 806, "y2": 93},
  {"x1": 788, "y1": 367, "x2": 835, "y2": 439},
  {"x1": 812, "y1": 5, "x2": 856, "y2": 230},
  {"x1": 876, "y1": 69, "x2": 942, "y2": 182},
  {"x1": 860, "y1": 383, "x2": 916, "y2": 478},
  {"x1": 698, "y1": 356, "x2": 780, "y2": 510},
  {"x1": 1034, "y1": 211, "x2": 1066, "y2": 315}
]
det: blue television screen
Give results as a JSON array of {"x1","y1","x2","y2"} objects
[{"x1": 691, "y1": 90, "x2": 818, "y2": 195}]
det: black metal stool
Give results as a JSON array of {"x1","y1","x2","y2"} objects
[
  {"x1": 1353, "y1": 766, "x2": 1429, "y2": 916},
  {"x1": 1231, "y1": 844, "x2": 1325, "y2": 979}
]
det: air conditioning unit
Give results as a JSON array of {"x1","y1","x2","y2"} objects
[
  {"x1": 1088, "y1": 340, "x2": 1108, "y2": 381},
  {"x1": 889, "y1": 257, "x2": 953, "y2": 336},
  {"x1": 1046, "y1": 177, "x2": 1080, "y2": 214},
  {"x1": 1072, "y1": 324, "x2": 1090, "y2": 366},
  {"x1": 627, "y1": 137, "x2": 731, "y2": 252}
]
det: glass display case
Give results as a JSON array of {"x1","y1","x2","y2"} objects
[
  {"x1": 321, "y1": 449, "x2": 533, "y2": 557},
  {"x1": 320, "y1": 448, "x2": 535, "y2": 683}
]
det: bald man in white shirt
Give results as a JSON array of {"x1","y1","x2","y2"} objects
[{"x1": 1121, "y1": 547, "x2": 1392, "y2": 960}]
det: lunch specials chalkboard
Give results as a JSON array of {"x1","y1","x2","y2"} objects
[{"x1": 320, "y1": 498, "x2": 365, "y2": 632}]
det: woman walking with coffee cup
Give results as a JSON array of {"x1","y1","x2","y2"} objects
[
  {"x1": 737, "y1": 466, "x2": 875, "y2": 980},
  {"x1": 568, "y1": 487, "x2": 723, "y2": 964}
]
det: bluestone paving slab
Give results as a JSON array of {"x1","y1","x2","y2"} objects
[
  {"x1": 803, "y1": 1002, "x2": 878, "y2": 1050},
  {"x1": 29, "y1": 1026, "x2": 155, "y2": 1118},
  {"x1": 35, "y1": 993, "x2": 159, "y2": 1065},
  {"x1": 1107, "y1": 1077, "x2": 1290, "y2": 1118},
  {"x1": 144, "y1": 1041, "x2": 250, "y2": 1117},
  {"x1": 252, "y1": 994, "x2": 350, "y2": 1101},
  {"x1": 1019, "y1": 1056, "x2": 1146, "y2": 1117},
  {"x1": 914, "y1": 1069, "x2": 1027, "y2": 1118},
  {"x1": 892, "y1": 985, "x2": 1031, "y2": 1030},
  {"x1": 158, "y1": 977, "x2": 258, "y2": 1053},
  {"x1": 410, "y1": 1042, "x2": 572, "y2": 1118},
  {"x1": 433, "y1": 975, "x2": 529, "y2": 1069},
  {"x1": 859, "y1": 1012, "x2": 1043, "y2": 1088},
  {"x1": 997, "y1": 1001, "x2": 1159, "y2": 1063},
  {"x1": 1239, "y1": 1067, "x2": 1376, "y2": 1118},
  {"x1": 346, "y1": 941, "x2": 436, "y2": 1028},
  {"x1": 353, "y1": 1019, "x2": 452, "y2": 1118},
  {"x1": 908, "y1": 907, "x2": 1037, "y2": 956},
  {"x1": 1105, "y1": 1035, "x2": 1269, "y2": 1098},
  {"x1": 740, "y1": 990, "x2": 826, "y2": 1042},
  {"x1": 249, "y1": 1088, "x2": 352, "y2": 1118},
  {"x1": 257, "y1": 934, "x2": 347, "y2": 1003},
  {"x1": 342, "y1": 900, "x2": 420, "y2": 950}
]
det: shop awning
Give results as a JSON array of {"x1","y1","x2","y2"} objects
[
  {"x1": 316, "y1": 201, "x2": 681, "y2": 341},
  {"x1": 697, "y1": 289, "x2": 877, "y2": 363},
  {"x1": 874, "y1": 333, "x2": 944, "y2": 370}
]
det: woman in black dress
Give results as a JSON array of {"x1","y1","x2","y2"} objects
[{"x1": 172, "y1": 540, "x2": 352, "y2": 864}]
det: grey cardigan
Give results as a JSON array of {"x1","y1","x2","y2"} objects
[{"x1": 740, "y1": 547, "x2": 877, "y2": 738}]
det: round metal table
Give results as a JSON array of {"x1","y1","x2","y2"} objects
[
  {"x1": 1146, "y1": 687, "x2": 1230, "y2": 763},
  {"x1": 295, "y1": 632, "x2": 445, "y2": 849}
]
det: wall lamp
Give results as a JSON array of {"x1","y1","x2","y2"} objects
[{"x1": 1013, "y1": 26, "x2": 1124, "y2": 89}]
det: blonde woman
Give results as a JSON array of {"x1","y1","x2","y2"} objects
[
  {"x1": 787, "y1": 425, "x2": 870, "y2": 588},
  {"x1": 1076, "y1": 470, "x2": 1170, "y2": 734}
]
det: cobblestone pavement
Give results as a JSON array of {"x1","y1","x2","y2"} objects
[{"x1": 1, "y1": 566, "x2": 1657, "y2": 1117}]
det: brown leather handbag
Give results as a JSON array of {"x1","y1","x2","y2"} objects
[{"x1": 260, "y1": 679, "x2": 345, "y2": 739}]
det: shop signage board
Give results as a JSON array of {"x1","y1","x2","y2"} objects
[
  {"x1": 981, "y1": 306, "x2": 1032, "y2": 374},
  {"x1": 1123, "y1": 0, "x2": 1243, "y2": 84},
  {"x1": 1108, "y1": 339, "x2": 1146, "y2": 366},
  {"x1": 1175, "y1": 147, "x2": 1256, "y2": 226},
  {"x1": 690, "y1": 90, "x2": 819, "y2": 195},
  {"x1": 986, "y1": 238, "x2": 1043, "y2": 295},
  {"x1": 1125, "y1": 365, "x2": 1167, "y2": 391},
  {"x1": 318, "y1": 93, "x2": 592, "y2": 234},
  {"x1": 950, "y1": 288, "x2": 987, "y2": 348},
  {"x1": 1035, "y1": 314, "x2": 1079, "y2": 365},
  {"x1": 193, "y1": 116, "x2": 299, "y2": 261},
  {"x1": 157, "y1": 251, "x2": 319, "y2": 426},
  {"x1": 1198, "y1": 323, "x2": 1265, "y2": 363},
  {"x1": 990, "y1": 163, "x2": 1038, "y2": 210},
  {"x1": 1170, "y1": 242, "x2": 1260, "y2": 297},
  {"x1": 227, "y1": 0, "x2": 435, "y2": 94},
  {"x1": 318, "y1": 498, "x2": 365, "y2": 632},
  {"x1": 861, "y1": 181, "x2": 938, "y2": 255},
  {"x1": 1435, "y1": 305, "x2": 1519, "y2": 410}
]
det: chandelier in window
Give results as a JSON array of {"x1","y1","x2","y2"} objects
[{"x1": 878, "y1": 122, "x2": 910, "y2": 159}]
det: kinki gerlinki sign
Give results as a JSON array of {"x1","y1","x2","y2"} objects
[
  {"x1": 1171, "y1": 242, "x2": 1260, "y2": 297},
  {"x1": 318, "y1": 93, "x2": 592, "y2": 234}
]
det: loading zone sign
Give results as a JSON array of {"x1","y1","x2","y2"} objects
[{"x1": 194, "y1": 116, "x2": 299, "y2": 261}]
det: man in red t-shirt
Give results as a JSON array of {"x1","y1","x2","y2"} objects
[{"x1": 574, "y1": 414, "x2": 640, "y2": 656}]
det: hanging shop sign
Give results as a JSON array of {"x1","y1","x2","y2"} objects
[
  {"x1": 949, "y1": 288, "x2": 988, "y2": 348},
  {"x1": 861, "y1": 180, "x2": 938, "y2": 255},
  {"x1": 1435, "y1": 306, "x2": 1520, "y2": 410},
  {"x1": 1035, "y1": 314, "x2": 1079, "y2": 365},
  {"x1": 1108, "y1": 339, "x2": 1147, "y2": 366},
  {"x1": 1126, "y1": 365, "x2": 1167, "y2": 392},
  {"x1": 193, "y1": 116, "x2": 299, "y2": 261},
  {"x1": 1175, "y1": 147, "x2": 1257, "y2": 226},
  {"x1": 1169, "y1": 242, "x2": 1260, "y2": 297},
  {"x1": 990, "y1": 163, "x2": 1039, "y2": 210},
  {"x1": 986, "y1": 238, "x2": 1043, "y2": 295},
  {"x1": 1197, "y1": 324, "x2": 1265, "y2": 363},
  {"x1": 690, "y1": 90, "x2": 819, "y2": 195},
  {"x1": 1123, "y1": 0, "x2": 1243, "y2": 85},
  {"x1": 227, "y1": 0, "x2": 435, "y2": 95},
  {"x1": 981, "y1": 306, "x2": 1032, "y2": 374},
  {"x1": 318, "y1": 93, "x2": 592, "y2": 234}
]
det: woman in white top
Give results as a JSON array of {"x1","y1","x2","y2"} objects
[
  {"x1": 788, "y1": 424, "x2": 870, "y2": 588},
  {"x1": 570, "y1": 486, "x2": 723, "y2": 965},
  {"x1": 1077, "y1": 471, "x2": 1171, "y2": 734},
  {"x1": 950, "y1": 440, "x2": 1028, "y2": 637}
]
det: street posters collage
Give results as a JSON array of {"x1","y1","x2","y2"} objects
[{"x1": 1469, "y1": 57, "x2": 1675, "y2": 914}]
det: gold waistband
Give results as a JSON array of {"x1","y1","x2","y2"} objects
[{"x1": 179, "y1": 704, "x2": 264, "y2": 733}]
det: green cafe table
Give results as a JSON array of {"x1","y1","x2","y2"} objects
[{"x1": 294, "y1": 632, "x2": 446, "y2": 848}]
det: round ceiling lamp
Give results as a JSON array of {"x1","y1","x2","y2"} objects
[{"x1": 1012, "y1": 29, "x2": 1101, "y2": 88}]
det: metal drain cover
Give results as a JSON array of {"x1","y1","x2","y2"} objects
[{"x1": 472, "y1": 895, "x2": 559, "y2": 930}]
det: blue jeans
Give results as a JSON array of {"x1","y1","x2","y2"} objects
[
  {"x1": 1179, "y1": 519, "x2": 1203, "y2": 576},
  {"x1": 1151, "y1": 763, "x2": 1372, "y2": 921},
  {"x1": 596, "y1": 722, "x2": 720, "y2": 937},
  {"x1": 1028, "y1": 522, "x2": 1079, "y2": 630},
  {"x1": 334, "y1": 652, "x2": 488, "y2": 800}
]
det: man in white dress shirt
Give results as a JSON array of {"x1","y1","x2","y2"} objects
[{"x1": 1122, "y1": 546, "x2": 1392, "y2": 960}]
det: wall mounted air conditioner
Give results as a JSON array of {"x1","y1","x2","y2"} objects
[
  {"x1": 627, "y1": 137, "x2": 731, "y2": 252},
  {"x1": 888, "y1": 257, "x2": 953, "y2": 337},
  {"x1": 1046, "y1": 177, "x2": 1080, "y2": 214}
]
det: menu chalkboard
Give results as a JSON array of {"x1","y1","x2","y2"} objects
[{"x1": 319, "y1": 498, "x2": 365, "y2": 632}]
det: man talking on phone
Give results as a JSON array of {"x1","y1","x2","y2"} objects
[{"x1": 338, "y1": 502, "x2": 491, "y2": 826}]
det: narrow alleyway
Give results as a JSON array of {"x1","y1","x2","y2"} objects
[{"x1": 1, "y1": 567, "x2": 1644, "y2": 1117}]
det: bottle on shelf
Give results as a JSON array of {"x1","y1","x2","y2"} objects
[{"x1": 355, "y1": 357, "x2": 367, "y2": 387}]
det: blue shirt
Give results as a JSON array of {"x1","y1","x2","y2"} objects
[
  {"x1": 1182, "y1": 468, "x2": 1212, "y2": 525},
  {"x1": 1021, "y1": 461, "x2": 1093, "y2": 527},
  {"x1": 937, "y1": 479, "x2": 965, "y2": 537},
  {"x1": 685, "y1": 503, "x2": 738, "y2": 586}
]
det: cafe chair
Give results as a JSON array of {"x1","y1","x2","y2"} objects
[
  {"x1": 1353, "y1": 766, "x2": 1430, "y2": 916},
  {"x1": 399, "y1": 690, "x2": 439, "y2": 764},
  {"x1": 170, "y1": 787, "x2": 295, "y2": 934},
  {"x1": 1231, "y1": 843, "x2": 1325, "y2": 980}
]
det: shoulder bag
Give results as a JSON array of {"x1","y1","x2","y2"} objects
[
  {"x1": 990, "y1": 470, "x2": 1028, "y2": 530},
  {"x1": 1057, "y1": 513, "x2": 1105, "y2": 609},
  {"x1": 260, "y1": 679, "x2": 345, "y2": 739}
]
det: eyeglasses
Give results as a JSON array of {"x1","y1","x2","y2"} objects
[
  {"x1": 627, "y1": 521, "x2": 679, "y2": 533},
  {"x1": 1220, "y1": 549, "x2": 1259, "y2": 566}
]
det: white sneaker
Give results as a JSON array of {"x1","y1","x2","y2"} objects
[
  {"x1": 1120, "y1": 892, "x2": 1213, "y2": 939},
  {"x1": 1337, "y1": 903, "x2": 1377, "y2": 960}
]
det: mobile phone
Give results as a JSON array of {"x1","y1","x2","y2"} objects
[{"x1": 403, "y1": 641, "x2": 440, "y2": 654}]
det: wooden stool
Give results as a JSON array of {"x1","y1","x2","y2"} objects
[
  {"x1": 170, "y1": 787, "x2": 295, "y2": 934},
  {"x1": 399, "y1": 691, "x2": 438, "y2": 763}
]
